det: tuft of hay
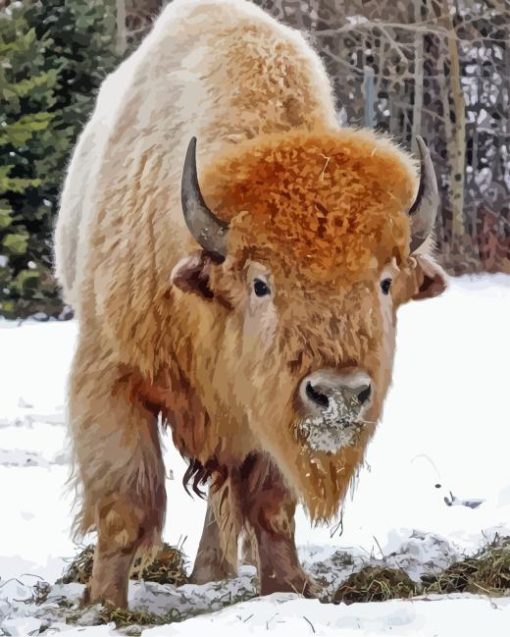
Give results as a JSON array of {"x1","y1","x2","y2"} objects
[
  {"x1": 423, "y1": 535, "x2": 510, "y2": 596},
  {"x1": 57, "y1": 545, "x2": 95, "y2": 585},
  {"x1": 57, "y1": 543, "x2": 188, "y2": 587},
  {"x1": 98, "y1": 604, "x2": 184, "y2": 628},
  {"x1": 332, "y1": 537, "x2": 510, "y2": 605},
  {"x1": 332, "y1": 566, "x2": 418, "y2": 605},
  {"x1": 131, "y1": 543, "x2": 188, "y2": 586}
]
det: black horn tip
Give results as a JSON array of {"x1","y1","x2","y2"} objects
[
  {"x1": 415, "y1": 135, "x2": 426, "y2": 153},
  {"x1": 409, "y1": 135, "x2": 433, "y2": 217},
  {"x1": 188, "y1": 136, "x2": 198, "y2": 156},
  {"x1": 183, "y1": 137, "x2": 199, "y2": 186}
]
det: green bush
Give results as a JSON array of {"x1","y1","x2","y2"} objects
[{"x1": 0, "y1": 0, "x2": 118, "y2": 319}]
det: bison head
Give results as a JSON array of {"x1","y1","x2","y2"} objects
[{"x1": 171, "y1": 129, "x2": 447, "y2": 520}]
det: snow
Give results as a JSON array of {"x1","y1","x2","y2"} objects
[
  {"x1": 144, "y1": 595, "x2": 510, "y2": 637},
  {"x1": 1, "y1": 273, "x2": 510, "y2": 635}
]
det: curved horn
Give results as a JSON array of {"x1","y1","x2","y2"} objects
[
  {"x1": 181, "y1": 137, "x2": 229, "y2": 259},
  {"x1": 408, "y1": 136, "x2": 440, "y2": 253}
]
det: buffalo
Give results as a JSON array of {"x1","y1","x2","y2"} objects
[{"x1": 54, "y1": 0, "x2": 447, "y2": 608}]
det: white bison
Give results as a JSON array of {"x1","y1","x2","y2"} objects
[{"x1": 54, "y1": 0, "x2": 446, "y2": 608}]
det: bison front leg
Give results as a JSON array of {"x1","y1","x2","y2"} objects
[
  {"x1": 69, "y1": 336, "x2": 166, "y2": 609},
  {"x1": 237, "y1": 455, "x2": 314, "y2": 597},
  {"x1": 191, "y1": 483, "x2": 239, "y2": 583}
]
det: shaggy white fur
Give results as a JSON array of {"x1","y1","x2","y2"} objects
[{"x1": 53, "y1": 0, "x2": 337, "y2": 308}]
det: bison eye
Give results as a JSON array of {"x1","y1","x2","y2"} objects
[
  {"x1": 380, "y1": 278, "x2": 392, "y2": 295},
  {"x1": 253, "y1": 278, "x2": 271, "y2": 297}
]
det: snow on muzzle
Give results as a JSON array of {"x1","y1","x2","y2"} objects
[{"x1": 296, "y1": 369, "x2": 373, "y2": 453}]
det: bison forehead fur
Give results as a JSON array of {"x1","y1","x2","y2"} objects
[
  {"x1": 201, "y1": 128, "x2": 416, "y2": 283},
  {"x1": 53, "y1": 0, "x2": 446, "y2": 607}
]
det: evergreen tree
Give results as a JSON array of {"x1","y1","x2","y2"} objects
[{"x1": 0, "y1": 0, "x2": 118, "y2": 319}]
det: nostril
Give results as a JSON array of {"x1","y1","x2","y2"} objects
[
  {"x1": 357, "y1": 385, "x2": 372, "y2": 405},
  {"x1": 305, "y1": 381, "x2": 329, "y2": 409}
]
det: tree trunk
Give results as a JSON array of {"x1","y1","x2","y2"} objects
[
  {"x1": 411, "y1": 0, "x2": 424, "y2": 154},
  {"x1": 116, "y1": 0, "x2": 127, "y2": 56},
  {"x1": 441, "y1": 0, "x2": 466, "y2": 243}
]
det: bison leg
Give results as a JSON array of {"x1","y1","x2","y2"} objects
[
  {"x1": 69, "y1": 336, "x2": 166, "y2": 608},
  {"x1": 239, "y1": 526, "x2": 257, "y2": 568},
  {"x1": 237, "y1": 455, "x2": 314, "y2": 596},
  {"x1": 191, "y1": 481, "x2": 239, "y2": 583}
]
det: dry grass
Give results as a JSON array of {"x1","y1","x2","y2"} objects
[
  {"x1": 58, "y1": 537, "x2": 510, "y2": 631},
  {"x1": 422, "y1": 536, "x2": 510, "y2": 596},
  {"x1": 97, "y1": 604, "x2": 184, "y2": 628},
  {"x1": 332, "y1": 566, "x2": 418, "y2": 604},
  {"x1": 57, "y1": 545, "x2": 94, "y2": 585},
  {"x1": 332, "y1": 535, "x2": 510, "y2": 604},
  {"x1": 131, "y1": 543, "x2": 189, "y2": 587},
  {"x1": 57, "y1": 543, "x2": 188, "y2": 587}
]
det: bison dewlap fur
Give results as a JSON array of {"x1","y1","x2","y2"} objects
[{"x1": 54, "y1": 0, "x2": 447, "y2": 608}]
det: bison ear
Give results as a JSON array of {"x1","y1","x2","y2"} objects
[
  {"x1": 412, "y1": 254, "x2": 448, "y2": 301},
  {"x1": 170, "y1": 251, "x2": 214, "y2": 299}
]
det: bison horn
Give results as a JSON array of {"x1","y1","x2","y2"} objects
[
  {"x1": 408, "y1": 136, "x2": 440, "y2": 253},
  {"x1": 181, "y1": 137, "x2": 229, "y2": 260}
]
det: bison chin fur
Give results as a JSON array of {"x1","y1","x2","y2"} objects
[{"x1": 245, "y1": 408, "x2": 376, "y2": 524}]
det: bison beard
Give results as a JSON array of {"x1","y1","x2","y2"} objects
[{"x1": 53, "y1": 0, "x2": 447, "y2": 610}]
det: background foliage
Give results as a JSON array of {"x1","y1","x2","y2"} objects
[
  {"x1": 257, "y1": 0, "x2": 510, "y2": 275},
  {"x1": 0, "y1": 0, "x2": 117, "y2": 318},
  {"x1": 0, "y1": 0, "x2": 509, "y2": 318}
]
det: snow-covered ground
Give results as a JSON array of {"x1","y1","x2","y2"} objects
[{"x1": 1, "y1": 274, "x2": 510, "y2": 635}]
